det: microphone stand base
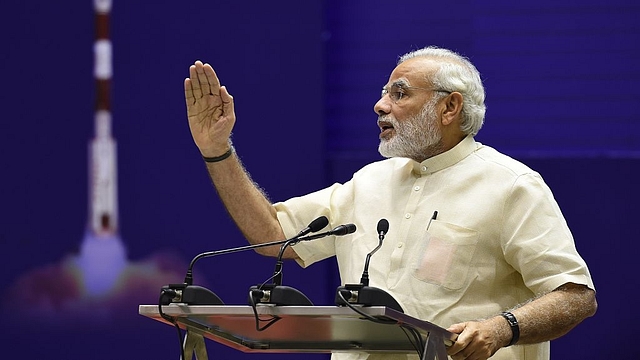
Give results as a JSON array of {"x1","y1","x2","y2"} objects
[
  {"x1": 249, "y1": 284, "x2": 314, "y2": 306},
  {"x1": 161, "y1": 284, "x2": 224, "y2": 305},
  {"x1": 335, "y1": 284, "x2": 404, "y2": 313}
]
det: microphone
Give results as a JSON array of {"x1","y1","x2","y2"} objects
[
  {"x1": 297, "y1": 215, "x2": 329, "y2": 237},
  {"x1": 335, "y1": 218, "x2": 404, "y2": 312},
  {"x1": 250, "y1": 220, "x2": 357, "y2": 307},
  {"x1": 377, "y1": 218, "x2": 390, "y2": 235},
  {"x1": 160, "y1": 217, "x2": 328, "y2": 306},
  {"x1": 361, "y1": 219, "x2": 388, "y2": 286}
]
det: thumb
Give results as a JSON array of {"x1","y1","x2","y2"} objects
[
  {"x1": 446, "y1": 322, "x2": 467, "y2": 334},
  {"x1": 220, "y1": 86, "x2": 235, "y2": 117}
]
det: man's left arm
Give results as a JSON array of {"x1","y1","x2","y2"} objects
[{"x1": 446, "y1": 282, "x2": 597, "y2": 360}]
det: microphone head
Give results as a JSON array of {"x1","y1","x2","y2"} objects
[
  {"x1": 332, "y1": 223, "x2": 357, "y2": 236},
  {"x1": 308, "y1": 216, "x2": 329, "y2": 232},
  {"x1": 343, "y1": 223, "x2": 357, "y2": 235},
  {"x1": 377, "y1": 219, "x2": 389, "y2": 235}
]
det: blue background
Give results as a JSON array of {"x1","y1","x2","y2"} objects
[{"x1": 1, "y1": 0, "x2": 638, "y2": 358}]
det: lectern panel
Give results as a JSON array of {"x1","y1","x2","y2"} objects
[{"x1": 139, "y1": 305, "x2": 454, "y2": 354}]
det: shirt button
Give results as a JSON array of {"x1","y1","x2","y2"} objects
[
  {"x1": 413, "y1": 186, "x2": 421, "y2": 191},
  {"x1": 421, "y1": 166, "x2": 427, "y2": 172},
  {"x1": 397, "y1": 242, "x2": 404, "y2": 248},
  {"x1": 404, "y1": 213, "x2": 411, "y2": 219}
]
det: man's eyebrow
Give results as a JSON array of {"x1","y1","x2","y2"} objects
[{"x1": 389, "y1": 79, "x2": 410, "y2": 88}]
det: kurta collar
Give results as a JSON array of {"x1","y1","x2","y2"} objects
[{"x1": 411, "y1": 136, "x2": 478, "y2": 175}]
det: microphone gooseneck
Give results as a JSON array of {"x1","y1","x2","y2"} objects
[
  {"x1": 183, "y1": 238, "x2": 286, "y2": 286},
  {"x1": 272, "y1": 222, "x2": 356, "y2": 286},
  {"x1": 164, "y1": 216, "x2": 331, "y2": 306},
  {"x1": 271, "y1": 222, "x2": 357, "y2": 286},
  {"x1": 272, "y1": 216, "x2": 329, "y2": 286},
  {"x1": 361, "y1": 219, "x2": 388, "y2": 286},
  {"x1": 182, "y1": 216, "x2": 329, "y2": 287}
]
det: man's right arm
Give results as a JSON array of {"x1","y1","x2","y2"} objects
[
  {"x1": 203, "y1": 147, "x2": 291, "y2": 257},
  {"x1": 184, "y1": 61, "x2": 293, "y2": 258}
]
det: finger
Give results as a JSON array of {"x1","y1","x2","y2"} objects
[
  {"x1": 447, "y1": 323, "x2": 465, "y2": 334},
  {"x1": 189, "y1": 62, "x2": 203, "y2": 99},
  {"x1": 195, "y1": 60, "x2": 210, "y2": 96},
  {"x1": 448, "y1": 342, "x2": 467, "y2": 357},
  {"x1": 184, "y1": 78, "x2": 194, "y2": 106},
  {"x1": 203, "y1": 63, "x2": 220, "y2": 94},
  {"x1": 220, "y1": 86, "x2": 235, "y2": 119},
  {"x1": 447, "y1": 332, "x2": 470, "y2": 356}
]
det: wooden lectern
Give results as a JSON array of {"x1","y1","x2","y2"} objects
[{"x1": 139, "y1": 304, "x2": 456, "y2": 360}]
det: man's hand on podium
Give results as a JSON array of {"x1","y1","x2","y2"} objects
[{"x1": 445, "y1": 316, "x2": 511, "y2": 360}]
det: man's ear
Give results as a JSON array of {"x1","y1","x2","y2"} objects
[{"x1": 441, "y1": 92, "x2": 464, "y2": 126}]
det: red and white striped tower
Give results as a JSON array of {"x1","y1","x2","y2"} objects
[{"x1": 89, "y1": 0, "x2": 118, "y2": 236}]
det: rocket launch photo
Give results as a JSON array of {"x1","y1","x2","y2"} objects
[{"x1": 3, "y1": 0, "x2": 189, "y2": 320}]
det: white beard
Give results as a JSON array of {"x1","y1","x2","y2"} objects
[{"x1": 378, "y1": 99, "x2": 443, "y2": 162}]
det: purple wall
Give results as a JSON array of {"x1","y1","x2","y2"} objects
[{"x1": 1, "y1": 0, "x2": 638, "y2": 358}]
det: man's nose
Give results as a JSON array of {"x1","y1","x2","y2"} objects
[{"x1": 374, "y1": 96, "x2": 391, "y2": 116}]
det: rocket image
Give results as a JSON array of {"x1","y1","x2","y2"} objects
[
  {"x1": 76, "y1": 0, "x2": 128, "y2": 296},
  {"x1": 5, "y1": 1, "x2": 189, "y2": 314},
  {"x1": 90, "y1": 0, "x2": 118, "y2": 235}
]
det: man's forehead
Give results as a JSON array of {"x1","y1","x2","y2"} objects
[{"x1": 387, "y1": 58, "x2": 437, "y2": 87}]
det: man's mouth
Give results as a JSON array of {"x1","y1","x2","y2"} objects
[{"x1": 378, "y1": 121, "x2": 395, "y2": 138}]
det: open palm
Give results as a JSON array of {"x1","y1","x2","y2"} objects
[{"x1": 184, "y1": 61, "x2": 235, "y2": 156}]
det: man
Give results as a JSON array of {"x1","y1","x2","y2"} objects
[{"x1": 183, "y1": 46, "x2": 596, "y2": 360}]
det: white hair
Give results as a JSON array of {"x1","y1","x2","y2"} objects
[{"x1": 398, "y1": 46, "x2": 486, "y2": 136}]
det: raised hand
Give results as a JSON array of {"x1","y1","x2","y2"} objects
[{"x1": 184, "y1": 60, "x2": 236, "y2": 157}]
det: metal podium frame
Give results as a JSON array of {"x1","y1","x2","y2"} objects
[{"x1": 139, "y1": 304, "x2": 456, "y2": 360}]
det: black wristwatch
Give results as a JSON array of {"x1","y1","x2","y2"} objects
[{"x1": 500, "y1": 311, "x2": 520, "y2": 346}]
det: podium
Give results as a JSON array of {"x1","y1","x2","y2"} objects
[{"x1": 139, "y1": 304, "x2": 455, "y2": 360}]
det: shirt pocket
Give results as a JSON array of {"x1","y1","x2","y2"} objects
[{"x1": 410, "y1": 221, "x2": 479, "y2": 290}]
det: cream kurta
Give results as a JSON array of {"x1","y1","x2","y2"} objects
[{"x1": 275, "y1": 136, "x2": 594, "y2": 360}]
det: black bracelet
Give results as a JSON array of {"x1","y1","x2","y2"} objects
[
  {"x1": 202, "y1": 146, "x2": 234, "y2": 163},
  {"x1": 500, "y1": 312, "x2": 520, "y2": 346}
]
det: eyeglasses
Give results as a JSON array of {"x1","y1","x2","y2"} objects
[{"x1": 381, "y1": 83, "x2": 451, "y2": 103}]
